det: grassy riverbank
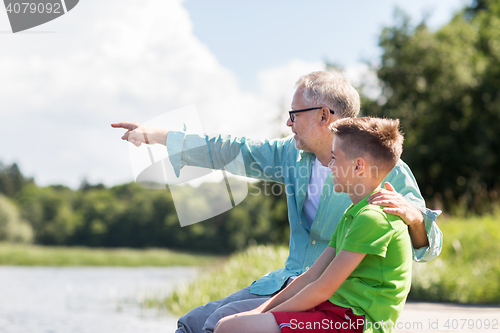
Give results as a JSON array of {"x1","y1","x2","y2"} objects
[
  {"x1": 145, "y1": 213, "x2": 500, "y2": 316},
  {"x1": 410, "y1": 213, "x2": 500, "y2": 304},
  {"x1": 142, "y1": 245, "x2": 289, "y2": 315},
  {"x1": 0, "y1": 242, "x2": 220, "y2": 266}
]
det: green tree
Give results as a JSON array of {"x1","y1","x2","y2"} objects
[
  {"x1": 6, "y1": 159, "x2": 291, "y2": 253},
  {"x1": 363, "y1": 0, "x2": 500, "y2": 213},
  {"x1": 21, "y1": 186, "x2": 81, "y2": 245},
  {"x1": 0, "y1": 194, "x2": 34, "y2": 243},
  {"x1": 71, "y1": 187, "x2": 124, "y2": 247},
  {"x1": 0, "y1": 162, "x2": 33, "y2": 198}
]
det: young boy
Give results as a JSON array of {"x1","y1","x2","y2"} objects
[{"x1": 214, "y1": 117, "x2": 412, "y2": 333}]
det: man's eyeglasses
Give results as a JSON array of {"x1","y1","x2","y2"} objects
[{"x1": 288, "y1": 107, "x2": 335, "y2": 122}]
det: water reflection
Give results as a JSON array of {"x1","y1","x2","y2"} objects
[{"x1": 0, "y1": 266, "x2": 197, "y2": 333}]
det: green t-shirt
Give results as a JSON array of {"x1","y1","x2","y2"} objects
[{"x1": 328, "y1": 194, "x2": 412, "y2": 333}]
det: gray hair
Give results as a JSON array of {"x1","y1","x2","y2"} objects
[{"x1": 295, "y1": 71, "x2": 360, "y2": 118}]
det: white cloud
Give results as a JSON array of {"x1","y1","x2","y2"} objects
[
  {"x1": 344, "y1": 62, "x2": 382, "y2": 100},
  {"x1": 0, "y1": 0, "x2": 270, "y2": 187},
  {"x1": 259, "y1": 60, "x2": 326, "y2": 105},
  {"x1": 0, "y1": 0, "x2": 340, "y2": 188}
]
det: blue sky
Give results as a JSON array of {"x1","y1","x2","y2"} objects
[
  {"x1": 0, "y1": 0, "x2": 467, "y2": 187},
  {"x1": 183, "y1": 0, "x2": 467, "y2": 91}
]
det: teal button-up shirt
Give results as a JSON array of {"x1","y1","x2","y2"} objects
[{"x1": 167, "y1": 131, "x2": 442, "y2": 296}]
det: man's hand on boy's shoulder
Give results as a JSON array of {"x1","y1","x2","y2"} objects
[
  {"x1": 367, "y1": 182, "x2": 424, "y2": 226},
  {"x1": 368, "y1": 182, "x2": 429, "y2": 249}
]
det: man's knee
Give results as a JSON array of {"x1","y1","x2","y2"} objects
[
  {"x1": 214, "y1": 298, "x2": 268, "y2": 319},
  {"x1": 203, "y1": 298, "x2": 270, "y2": 333},
  {"x1": 206, "y1": 304, "x2": 239, "y2": 323},
  {"x1": 177, "y1": 301, "x2": 221, "y2": 333},
  {"x1": 177, "y1": 286, "x2": 261, "y2": 333}
]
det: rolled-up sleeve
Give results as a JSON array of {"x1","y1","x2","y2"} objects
[
  {"x1": 166, "y1": 130, "x2": 294, "y2": 183},
  {"x1": 166, "y1": 130, "x2": 187, "y2": 177},
  {"x1": 412, "y1": 208, "x2": 443, "y2": 262},
  {"x1": 384, "y1": 160, "x2": 443, "y2": 262}
]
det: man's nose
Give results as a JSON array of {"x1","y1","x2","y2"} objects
[{"x1": 286, "y1": 117, "x2": 293, "y2": 127}]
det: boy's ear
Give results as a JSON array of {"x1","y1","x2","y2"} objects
[{"x1": 354, "y1": 157, "x2": 366, "y2": 175}]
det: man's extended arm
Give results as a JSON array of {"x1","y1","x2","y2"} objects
[
  {"x1": 112, "y1": 122, "x2": 292, "y2": 183},
  {"x1": 169, "y1": 132, "x2": 294, "y2": 182}
]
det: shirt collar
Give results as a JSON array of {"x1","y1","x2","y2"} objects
[
  {"x1": 346, "y1": 189, "x2": 382, "y2": 218},
  {"x1": 297, "y1": 149, "x2": 315, "y2": 162}
]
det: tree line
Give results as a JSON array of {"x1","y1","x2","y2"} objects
[{"x1": 0, "y1": 162, "x2": 289, "y2": 253}]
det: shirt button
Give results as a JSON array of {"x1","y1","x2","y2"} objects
[
  {"x1": 312, "y1": 240, "x2": 316, "y2": 245},
  {"x1": 282, "y1": 277, "x2": 286, "y2": 280},
  {"x1": 305, "y1": 266, "x2": 310, "y2": 271}
]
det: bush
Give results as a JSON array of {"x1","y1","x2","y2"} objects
[{"x1": 0, "y1": 194, "x2": 34, "y2": 243}]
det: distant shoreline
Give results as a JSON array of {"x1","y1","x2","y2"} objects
[{"x1": 0, "y1": 242, "x2": 222, "y2": 267}]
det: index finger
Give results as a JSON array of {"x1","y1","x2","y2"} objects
[
  {"x1": 368, "y1": 189, "x2": 392, "y2": 202},
  {"x1": 111, "y1": 122, "x2": 138, "y2": 130},
  {"x1": 383, "y1": 182, "x2": 396, "y2": 191},
  {"x1": 368, "y1": 192, "x2": 379, "y2": 202}
]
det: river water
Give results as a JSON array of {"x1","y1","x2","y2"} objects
[{"x1": 0, "y1": 266, "x2": 198, "y2": 333}]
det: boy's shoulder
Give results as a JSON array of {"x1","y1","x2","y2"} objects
[
  {"x1": 351, "y1": 204, "x2": 406, "y2": 231},
  {"x1": 335, "y1": 203, "x2": 408, "y2": 258}
]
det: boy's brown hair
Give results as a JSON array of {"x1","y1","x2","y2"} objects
[{"x1": 330, "y1": 117, "x2": 404, "y2": 176}]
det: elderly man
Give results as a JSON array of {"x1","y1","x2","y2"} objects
[{"x1": 112, "y1": 70, "x2": 442, "y2": 333}]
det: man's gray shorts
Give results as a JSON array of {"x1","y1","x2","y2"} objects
[{"x1": 175, "y1": 286, "x2": 271, "y2": 333}]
